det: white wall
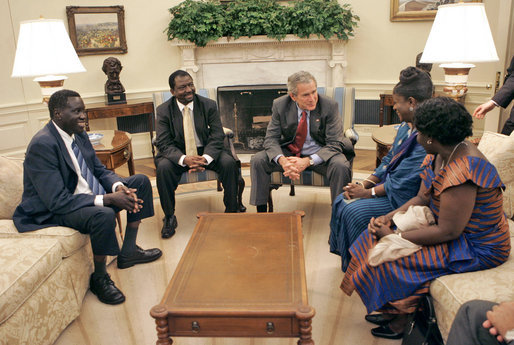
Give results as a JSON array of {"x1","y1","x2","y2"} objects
[{"x1": 0, "y1": 0, "x2": 511, "y2": 157}]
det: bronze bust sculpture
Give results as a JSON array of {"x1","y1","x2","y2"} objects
[{"x1": 102, "y1": 57, "x2": 126, "y2": 104}]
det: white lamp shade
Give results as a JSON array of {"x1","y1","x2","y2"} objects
[
  {"x1": 420, "y1": 3, "x2": 498, "y2": 64},
  {"x1": 11, "y1": 19, "x2": 86, "y2": 77}
]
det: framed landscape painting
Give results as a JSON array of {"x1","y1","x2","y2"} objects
[
  {"x1": 66, "y1": 6, "x2": 127, "y2": 56},
  {"x1": 390, "y1": 0, "x2": 482, "y2": 22}
]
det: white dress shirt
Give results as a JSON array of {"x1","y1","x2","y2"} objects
[{"x1": 176, "y1": 99, "x2": 214, "y2": 166}]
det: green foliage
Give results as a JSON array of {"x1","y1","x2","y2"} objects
[
  {"x1": 167, "y1": 0, "x2": 359, "y2": 47},
  {"x1": 166, "y1": 0, "x2": 226, "y2": 47},
  {"x1": 289, "y1": 0, "x2": 360, "y2": 40}
]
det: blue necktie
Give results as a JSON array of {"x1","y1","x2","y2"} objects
[{"x1": 71, "y1": 140, "x2": 106, "y2": 195}]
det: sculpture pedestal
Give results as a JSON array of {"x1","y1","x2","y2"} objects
[{"x1": 105, "y1": 92, "x2": 127, "y2": 105}]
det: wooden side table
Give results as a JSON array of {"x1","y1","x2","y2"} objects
[
  {"x1": 85, "y1": 100, "x2": 155, "y2": 158},
  {"x1": 371, "y1": 124, "x2": 397, "y2": 168},
  {"x1": 91, "y1": 130, "x2": 135, "y2": 175}
]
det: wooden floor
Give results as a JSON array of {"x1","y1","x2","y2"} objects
[{"x1": 54, "y1": 149, "x2": 401, "y2": 345}]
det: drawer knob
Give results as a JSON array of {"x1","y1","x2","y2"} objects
[
  {"x1": 123, "y1": 149, "x2": 130, "y2": 159},
  {"x1": 191, "y1": 321, "x2": 200, "y2": 333},
  {"x1": 266, "y1": 321, "x2": 275, "y2": 334}
]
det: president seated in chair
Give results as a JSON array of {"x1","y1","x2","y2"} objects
[
  {"x1": 250, "y1": 71, "x2": 354, "y2": 212},
  {"x1": 13, "y1": 89, "x2": 162, "y2": 305},
  {"x1": 155, "y1": 70, "x2": 240, "y2": 238}
]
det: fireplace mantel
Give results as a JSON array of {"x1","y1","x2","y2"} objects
[{"x1": 171, "y1": 34, "x2": 351, "y2": 89}]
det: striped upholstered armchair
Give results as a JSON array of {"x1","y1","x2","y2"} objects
[
  {"x1": 152, "y1": 89, "x2": 246, "y2": 212},
  {"x1": 267, "y1": 87, "x2": 358, "y2": 212}
]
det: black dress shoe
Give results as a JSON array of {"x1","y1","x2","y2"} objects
[
  {"x1": 89, "y1": 273, "x2": 125, "y2": 305},
  {"x1": 117, "y1": 245, "x2": 162, "y2": 269},
  {"x1": 365, "y1": 313, "x2": 392, "y2": 326},
  {"x1": 161, "y1": 215, "x2": 177, "y2": 239},
  {"x1": 371, "y1": 325, "x2": 404, "y2": 340}
]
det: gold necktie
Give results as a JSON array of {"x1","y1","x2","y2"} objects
[{"x1": 183, "y1": 107, "x2": 197, "y2": 156}]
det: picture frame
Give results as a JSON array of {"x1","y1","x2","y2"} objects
[
  {"x1": 66, "y1": 6, "x2": 127, "y2": 56},
  {"x1": 390, "y1": 0, "x2": 482, "y2": 22}
]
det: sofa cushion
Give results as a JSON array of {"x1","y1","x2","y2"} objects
[
  {"x1": 477, "y1": 131, "x2": 514, "y2": 218},
  {"x1": 0, "y1": 220, "x2": 89, "y2": 258},
  {"x1": 0, "y1": 156, "x2": 24, "y2": 220},
  {"x1": 430, "y1": 218, "x2": 514, "y2": 340},
  {"x1": 0, "y1": 238, "x2": 62, "y2": 324}
]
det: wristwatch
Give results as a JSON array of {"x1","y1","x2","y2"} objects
[
  {"x1": 309, "y1": 157, "x2": 315, "y2": 166},
  {"x1": 371, "y1": 187, "x2": 377, "y2": 197}
]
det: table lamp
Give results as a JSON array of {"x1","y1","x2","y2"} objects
[
  {"x1": 420, "y1": 2, "x2": 498, "y2": 100},
  {"x1": 11, "y1": 18, "x2": 86, "y2": 103}
]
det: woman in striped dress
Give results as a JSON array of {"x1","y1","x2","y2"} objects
[
  {"x1": 342, "y1": 97, "x2": 511, "y2": 340},
  {"x1": 330, "y1": 66, "x2": 432, "y2": 272}
]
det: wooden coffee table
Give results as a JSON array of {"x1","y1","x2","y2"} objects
[{"x1": 150, "y1": 211, "x2": 315, "y2": 345}]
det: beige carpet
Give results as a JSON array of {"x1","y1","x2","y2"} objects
[{"x1": 53, "y1": 180, "x2": 400, "y2": 345}]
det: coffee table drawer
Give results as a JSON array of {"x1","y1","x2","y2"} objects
[{"x1": 169, "y1": 316, "x2": 295, "y2": 337}]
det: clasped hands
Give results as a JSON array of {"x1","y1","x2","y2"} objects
[
  {"x1": 483, "y1": 301, "x2": 514, "y2": 343},
  {"x1": 368, "y1": 215, "x2": 394, "y2": 240},
  {"x1": 104, "y1": 185, "x2": 143, "y2": 213},
  {"x1": 279, "y1": 156, "x2": 310, "y2": 180},
  {"x1": 343, "y1": 182, "x2": 370, "y2": 200},
  {"x1": 184, "y1": 155, "x2": 208, "y2": 172}
]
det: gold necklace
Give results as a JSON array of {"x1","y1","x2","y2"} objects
[{"x1": 441, "y1": 141, "x2": 467, "y2": 169}]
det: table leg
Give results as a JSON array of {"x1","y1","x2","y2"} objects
[
  {"x1": 148, "y1": 113, "x2": 156, "y2": 159},
  {"x1": 296, "y1": 306, "x2": 315, "y2": 345},
  {"x1": 150, "y1": 305, "x2": 173, "y2": 345},
  {"x1": 127, "y1": 143, "x2": 135, "y2": 176}
]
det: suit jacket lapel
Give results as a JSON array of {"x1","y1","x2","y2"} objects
[
  {"x1": 170, "y1": 98, "x2": 185, "y2": 144},
  {"x1": 47, "y1": 121, "x2": 76, "y2": 173},
  {"x1": 192, "y1": 95, "x2": 204, "y2": 143},
  {"x1": 309, "y1": 104, "x2": 321, "y2": 138}
]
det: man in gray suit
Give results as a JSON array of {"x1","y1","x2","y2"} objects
[{"x1": 250, "y1": 71, "x2": 354, "y2": 212}]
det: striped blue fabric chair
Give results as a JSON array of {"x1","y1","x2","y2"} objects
[
  {"x1": 152, "y1": 89, "x2": 246, "y2": 211},
  {"x1": 267, "y1": 87, "x2": 358, "y2": 211}
]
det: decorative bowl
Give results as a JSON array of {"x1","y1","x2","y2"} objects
[{"x1": 88, "y1": 133, "x2": 104, "y2": 145}]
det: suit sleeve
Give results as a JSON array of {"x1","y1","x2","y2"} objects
[
  {"x1": 23, "y1": 139, "x2": 97, "y2": 215},
  {"x1": 263, "y1": 99, "x2": 287, "y2": 161},
  {"x1": 201, "y1": 100, "x2": 225, "y2": 160},
  {"x1": 155, "y1": 102, "x2": 185, "y2": 163},
  {"x1": 315, "y1": 100, "x2": 348, "y2": 162},
  {"x1": 492, "y1": 57, "x2": 514, "y2": 108}
]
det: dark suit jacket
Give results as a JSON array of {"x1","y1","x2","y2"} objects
[
  {"x1": 263, "y1": 94, "x2": 354, "y2": 162},
  {"x1": 493, "y1": 56, "x2": 514, "y2": 108},
  {"x1": 13, "y1": 122, "x2": 121, "y2": 232},
  {"x1": 155, "y1": 94, "x2": 225, "y2": 164}
]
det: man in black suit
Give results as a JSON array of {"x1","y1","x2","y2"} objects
[
  {"x1": 13, "y1": 90, "x2": 161, "y2": 305},
  {"x1": 474, "y1": 56, "x2": 514, "y2": 135},
  {"x1": 250, "y1": 71, "x2": 354, "y2": 212},
  {"x1": 155, "y1": 70, "x2": 239, "y2": 238}
]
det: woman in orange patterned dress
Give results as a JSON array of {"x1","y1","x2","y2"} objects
[{"x1": 342, "y1": 97, "x2": 511, "y2": 340}]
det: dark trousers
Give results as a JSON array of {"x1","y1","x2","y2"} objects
[
  {"x1": 446, "y1": 300, "x2": 502, "y2": 345},
  {"x1": 249, "y1": 150, "x2": 352, "y2": 206},
  {"x1": 48, "y1": 174, "x2": 154, "y2": 256},
  {"x1": 155, "y1": 150, "x2": 239, "y2": 217},
  {"x1": 501, "y1": 108, "x2": 514, "y2": 135}
]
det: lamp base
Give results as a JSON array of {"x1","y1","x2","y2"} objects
[
  {"x1": 440, "y1": 63, "x2": 474, "y2": 102},
  {"x1": 34, "y1": 75, "x2": 67, "y2": 103}
]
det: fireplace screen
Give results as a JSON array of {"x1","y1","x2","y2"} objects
[{"x1": 217, "y1": 85, "x2": 288, "y2": 153}]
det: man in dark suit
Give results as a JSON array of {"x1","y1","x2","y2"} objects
[
  {"x1": 250, "y1": 71, "x2": 354, "y2": 212},
  {"x1": 474, "y1": 56, "x2": 514, "y2": 135},
  {"x1": 155, "y1": 70, "x2": 239, "y2": 238},
  {"x1": 13, "y1": 90, "x2": 162, "y2": 305}
]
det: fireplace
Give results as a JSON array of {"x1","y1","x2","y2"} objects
[{"x1": 217, "y1": 84, "x2": 288, "y2": 153}]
